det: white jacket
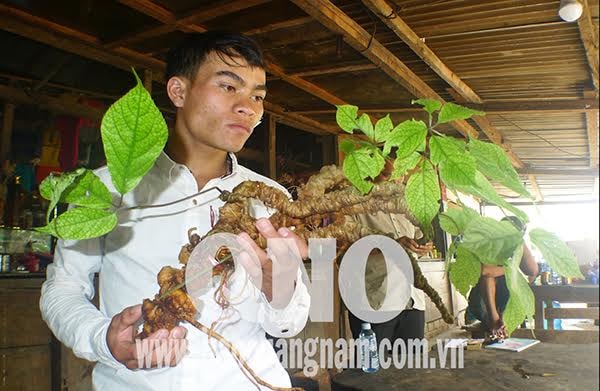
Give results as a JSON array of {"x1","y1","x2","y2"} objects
[{"x1": 40, "y1": 152, "x2": 310, "y2": 390}]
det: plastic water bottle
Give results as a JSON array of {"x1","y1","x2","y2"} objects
[{"x1": 359, "y1": 323, "x2": 379, "y2": 373}]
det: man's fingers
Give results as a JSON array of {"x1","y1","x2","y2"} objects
[
  {"x1": 117, "y1": 304, "x2": 142, "y2": 329},
  {"x1": 169, "y1": 326, "x2": 187, "y2": 339},
  {"x1": 147, "y1": 329, "x2": 169, "y2": 340},
  {"x1": 278, "y1": 227, "x2": 308, "y2": 261},
  {"x1": 237, "y1": 232, "x2": 269, "y2": 267},
  {"x1": 239, "y1": 251, "x2": 262, "y2": 278},
  {"x1": 256, "y1": 218, "x2": 279, "y2": 238}
]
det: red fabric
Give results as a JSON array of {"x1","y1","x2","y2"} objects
[
  {"x1": 35, "y1": 165, "x2": 62, "y2": 184},
  {"x1": 56, "y1": 116, "x2": 79, "y2": 171}
]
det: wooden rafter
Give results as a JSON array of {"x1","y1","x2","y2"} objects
[
  {"x1": 577, "y1": 0, "x2": 599, "y2": 91},
  {"x1": 362, "y1": 0, "x2": 482, "y2": 104},
  {"x1": 0, "y1": 4, "x2": 337, "y2": 136},
  {"x1": 584, "y1": 90, "x2": 599, "y2": 168},
  {"x1": 528, "y1": 174, "x2": 544, "y2": 202},
  {"x1": 291, "y1": 99, "x2": 600, "y2": 115},
  {"x1": 518, "y1": 168, "x2": 599, "y2": 177},
  {"x1": 290, "y1": 0, "x2": 479, "y2": 139}
]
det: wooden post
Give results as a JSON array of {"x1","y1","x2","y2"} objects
[
  {"x1": 267, "y1": 114, "x2": 276, "y2": 179},
  {"x1": 143, "y1": 69, "x2": 153, "y2": 94},
  {"x1": 1, "y1": 103, "x2": 15, "y2": 162}
]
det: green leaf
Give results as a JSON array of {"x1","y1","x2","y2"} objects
[
  {"x1": 461, "y1": 216, "x2": 523, "y2": 265},
  {"x1": 430, "y1": 135, "x2": 476, "y2": 187},
  {"x1": 61, "y1": 170, "x2": 113, "y2": 209},
  {"x1": 468, "y1": 138, "x2": 531, "y2": 198},
  {"x1": 339, "y1": 139, "x2": 357, "y2": 154},
  {"x1": 390, "y1": 152, "x2": 420, "y2": 180},
  {"x1": 449, "y1": 246, "x2": 481, "y2": 297},
  {"x1": 412, "y1": 98, "x2": 442, "y2": 115},
  {"x1": 335, "y1": 105, "x2": 359, "y2": 133},
  {"x1": 357, "y1": 113, "x2": 374, "y2": 139},
  {"x1": 449, "y1": 171, "x2": 529, "y2": 223},
  {"x1": 437, "y1": 102, "x2": 485, "y2": 124},
  {"x1": 374, "y1": 114, "x2": 393, "y2": 143},
  {"x1": 439, "y1": 206, "x2": 479, "y2": 236},
  {"x1": 39, "y1": 208, "x2": 118, "y2": 240},
  {"x1": 503, "y1": 295, "x2": 527, "y2": 336},
  {"x1": 101, "y1": 70, "x2": 168, "y2": 195},
  {"x1": 529, "y1": 228, "x2": 584, "y2": 279},
  {"x1": 343, "y1": 147, "x2": 385, "y2": 194},
  {"x1": 39, "y1": 168, "x2": 86, "y2": 224},
  {"x1": 383, "y1": 119, "x2": 427, "y2": 158},
  {"x1": 405, "y1": 160, "x2": 441, "y2": 230}
]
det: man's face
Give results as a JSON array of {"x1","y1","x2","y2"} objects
[{"x1": 172, "y1": 52, "x2": 266, "y2": 153}]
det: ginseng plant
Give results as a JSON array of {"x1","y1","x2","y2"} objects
[{"x1": 37, "y1": 72, "x2": 582, "y2": 389}]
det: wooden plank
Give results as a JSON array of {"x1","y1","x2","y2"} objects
[
  {"x1": 584, "y1": 90, "x2": 599, "y2": 168},
  {"x1": 1, "y1": 102, "x2": 15, "y2": 162},
  {"x1": 266, "y1": 62, "x2": 346, "y2": 106},
  {"x1": 267, "y1": 114, "x2": 277, "y2": 179},
  {"x1": 532, "y1": 284, "x2": 600, "y2": 303},
  {"x1": 117, "y1": 0, "x2": 175, "y2": 24},
  {"x1": 545, "y1": 307, "x2": 600, "y2": 320},
  {"x1": 518, "y1": 168, "x2": 599, "y2": 177},
  {"x1": 290, "y1": 0, "x2": 479, "y2": 139},
  {"x1": 289, "y1": 62, "x2": 377, "y2": 78},
  {"x1": 244, "y1": 16, "x2": 313, "y2": 36},
  {"x1": 362, "y1": 0, "x2": 482, "y2": 104},
  {"x1": 528, "y1": 174, "x2": 544, "y2": 202},
  {"x1": 577, "y1": 0, "x2": 599, "y2": 91}
]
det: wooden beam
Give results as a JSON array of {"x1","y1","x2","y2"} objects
[
  {"x1": 266, "y1": 62, "x2": 346, "y2": 106},
  {"x1": 264, "y1": 101, "x2": 337, "y2": 135},
  {"x1": 290, "y1": 0, "x2": 479, "y2": 139},
  {"x1": 291, "y1": 99, "x2": 600, "y2": 115},
  {"x1": 176, "y1": 0, "x2": 270, "y2": 26},
  {"x1": 528, "y1": 174, "x2": 544, "y2": 202},
  {"x1": 289, "y1": 62, "x2": 377, "y2": 78},
  {"x1": 518, "y1": 168, "x2": 599, "y2": 177},
  {"x1": 545, "y1": 307, "x2": 599, "y2": 320},
  {"x1": 117, "y1": 0, "x2": 175, "y2": 24},
  {"x1": 267, "y1": 114, "x2": 277, "y2": 179},
  {"x1": 244, "y1": 16, "x2": 313, "y2": 36},
  {"x1": 0, "y1": 5, "x2": 165, "y2": 80},
  {"x1": 584, "y1": 90, "x2": 599, "y2": 168},
  {"x1": 577, "y1": 0, "x2": 599, "y2": 91},
  {"x1": 362, "y1": 0, "x2": 482, "y2": 104},
  {"x1": 0, "y1": 84, "x2": 104, "y2": 121},
  {"x1": 143, "y1": 69, "x2": 153, "y2": 94},
  {"x1": 1, "y1": 103, "x2": 15, "y2": 162},
  {"x1": 0, "y1": 5, "x2": 334, "y2": 137}
]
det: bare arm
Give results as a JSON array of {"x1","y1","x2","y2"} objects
[{"x1": 519, "y1": 245, "x2": 539, "y2": 277}]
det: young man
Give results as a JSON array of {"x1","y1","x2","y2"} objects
[{"x1": 41, "y1": 31, "x2": 310, "y2": 390}]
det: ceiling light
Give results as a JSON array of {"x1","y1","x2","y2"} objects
[{"x1": 559, "y1": 0, "x2": 583, "y2": 22}]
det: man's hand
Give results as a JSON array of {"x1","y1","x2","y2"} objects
[
  {"x1": 489, "y1": 317, "x2": 508, "y2": 341},
  {"x1": 106, "y1": 304, "x2": 188, "y2": 369},
  {"x1": 399, "y1": 237, "x2": 432, "y2": 256},
  {"x1": 237, "y1": 218, "x2": 308, "y2": 309}
]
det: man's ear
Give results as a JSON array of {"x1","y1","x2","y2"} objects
[{"x1": 166, "y1": 76, "x2": 187, "y2": 108}]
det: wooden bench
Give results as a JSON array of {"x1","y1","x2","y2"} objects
[{"x1": 531, "y1": 284, "x2": 600, "y2": 330}]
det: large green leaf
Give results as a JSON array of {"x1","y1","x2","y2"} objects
[
  {"x1": 374, "y1": 114, "x2": 393, "y2": 143},
  {"x1": 439, "y1": 206, "x2": 479, "y2": 236},
  {"x1": 405, "y1": 160, "x2": 440, "y2": 231},
  {"x1": 468, "y1": 138, "x2": 531, "y2": 198},
  {"x1": 39, "y1": 168, "x2": 86, "y2": 224},
  {"x1": 383, "y1": 119, "x2": 427, "y2": 158},
  {"x1": 335, "y1": 105, "x2": 359, "y2": 133},
  {"x1": 101, "y1": 71, "x2": 168, "y2": 195},
  {"x1": 37, "y1": 208, "x2": 118, "y2": 240},
  {"x1": 343, "y1": 147, "x2": 385, "y2": 194},
  {"x1": 357, "y1": 113, "x2": 375, "y2": 140},
  {"x1": 390, "y1": 152, "x2": 421, "y2": 180},
  {"x1": 430, "y1": 135, "x2": 477, "y2": 187},
  {"x1": 449, "y1": 246, "x2": 481, "y2": 297},
  {"x1": 437, "y1": 102, "x2": 485, "y2": 124},
  {"x1": 339, "y1": 139, "x2": 357, "y2": 154},
  {"x1": 529, "y1": 228, "x2": 584, "y2": 278},
  {"x1": 412, "y1": 98, "x2": 442, "y2": 115},
  {"x1": 461, "y1": 216, "x2": 523, "y2": 265},
  {"x1": 502, "y1": 295, "x2": 527, "y2": 336},
  {"x1": 449, "y1": 171, "x2": 529, "y2": 223},
  {"x1": 61, "y1": 170, "x2": 113, "y2": 209}
]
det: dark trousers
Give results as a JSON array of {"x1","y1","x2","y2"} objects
[{"x1": 348, "y1": 309, "x2": 425, "y2": 342}]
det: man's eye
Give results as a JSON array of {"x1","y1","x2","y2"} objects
[
  {"x1": 253, "y1": 95, "x2": 265, "y2": 102},
  {"x1": 221, "y1": 84, "x2": 236, "y2": 92}
]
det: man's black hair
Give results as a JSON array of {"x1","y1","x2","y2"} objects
[{"x1": 165, "y1": 31, "x2": 265, "y2": 81}]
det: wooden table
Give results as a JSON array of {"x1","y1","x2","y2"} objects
[
  {"x1": 531, "y1": 284, "x2": 599, "y2": 329},
  {"x1": 331, "y1": 343, "x2": 599, "y2": 391}
]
